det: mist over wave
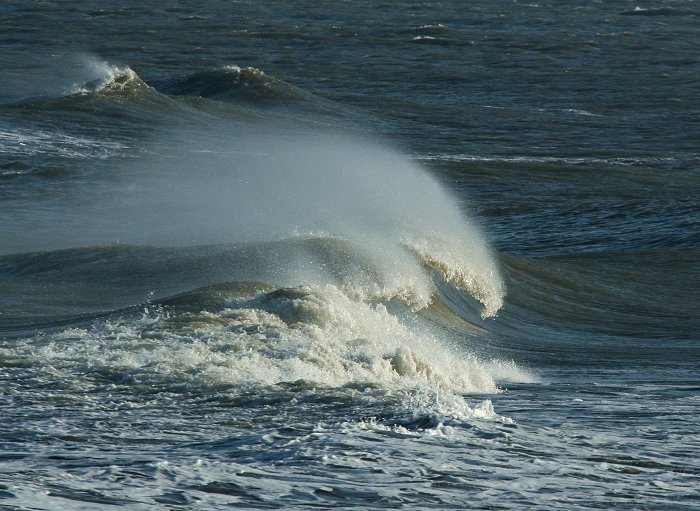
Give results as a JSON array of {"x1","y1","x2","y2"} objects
[
  {"x1": 1, "y1": 59, "x2": 513, "y2": 411},
  {"x1": 3, "y1": 125, "x2": 504, "y2": 317}
]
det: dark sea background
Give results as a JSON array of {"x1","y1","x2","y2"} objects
[{"x1": 1, "y1": 1, "x2": 699, "y2": 509}]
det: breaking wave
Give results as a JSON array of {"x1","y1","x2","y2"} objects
[{"x1": 0, "y1": 58, "x2": 525, "y2": 422}]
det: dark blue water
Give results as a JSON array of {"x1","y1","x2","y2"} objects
[{"x1": 1, "y1": 1, "x2": 699, "y2": 509}]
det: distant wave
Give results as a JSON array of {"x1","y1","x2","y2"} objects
[
  {"x1": 51, "y1": 62, "x2": 357, "y2": 121},
  {"x1": 155, "y1": 65, "x2": 315, "y2": 105},
  {"x1": 3, "y1": 60, "x2": 162, "y2": 109},
  {"x1": 0, "y1": 55, "x2": 140, "y2": 105},
  {"x1": 619, "y1": 6, "x2": 697, "y2": 16}
]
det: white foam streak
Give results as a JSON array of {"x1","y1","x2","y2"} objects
[
  {"x1": 0, "y1": 127, "x2": 125, "y2": 158},
  {"x1": 418, "y1": 153, "x2": 678, "y2": 166}
]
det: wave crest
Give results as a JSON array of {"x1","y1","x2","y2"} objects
[
  {"x1": 71, "y1": 64, "x2": 144, "y2": 95},
  {"x1": 156, "y1": 65, "x2": 306, "y2": 104},
  {"x1": 404, "y1": 237, "x2": 504, "y2": 318}
]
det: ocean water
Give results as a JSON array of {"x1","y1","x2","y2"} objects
[{"x1": 1, "y1": 1, "x2": 699, "y2": 509}]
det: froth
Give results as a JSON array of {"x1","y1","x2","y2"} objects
[{"x1": 15, "y1": 284, "x2": 506, "y2": 396}]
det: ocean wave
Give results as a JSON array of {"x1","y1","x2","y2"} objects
[
  {"x1": 155, "y1": 65, "x2": 311, "y2": 105},
  {"x1": 3, "y1": 57, "x2": 151, "y2": 105},
  {"x1": 493, "y1": 250, "x2": 700, "y2": 343},
  {"x1": 0, "y1": 55, "x2": 140, "y2": 105},
  {"x1": 0, "y1": 225, "x2": 525, "y2": 404},
  {"x1": 3, "y1": 129, "x2": 505, "y2": 318},
  {"x1": 10, "y1": 58, "x2": 189, "y2": 112},
  {"x1": 0, "y1": 233, "x2": 501, "y2": 334}
]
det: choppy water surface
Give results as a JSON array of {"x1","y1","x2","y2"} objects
[{"x1": 1, "y1": 1, "x2": 699, "y2": 509}]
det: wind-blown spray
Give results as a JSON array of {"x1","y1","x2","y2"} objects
[{"x1": 3, "y1": 122, "x2": 504, "y2": 317}]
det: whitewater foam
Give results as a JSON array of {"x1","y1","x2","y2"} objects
[{"x1": 9, "y1": 283, "x2": 529, "y2": 413}]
